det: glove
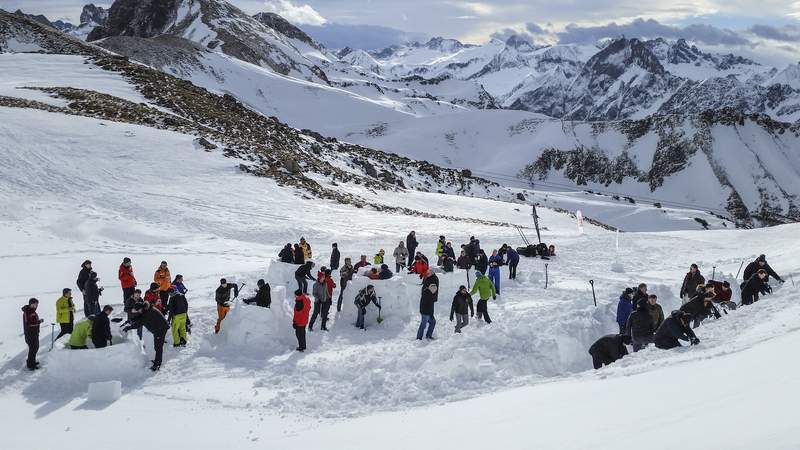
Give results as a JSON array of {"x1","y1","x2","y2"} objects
[
  {"x1": 690, "y1": 337, "x2": 700, "y2": 346},
  {"x1": 778, "y1": 279, "x2": 785, "y2": 284},
  {"x1": 38, "y1": 319, "x2": 44, "y2": 324},
  {"x1": 492, "y1": 296, "x2": 496, "y2": 300}
]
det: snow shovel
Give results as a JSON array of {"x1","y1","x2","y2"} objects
[{"x1": 376, "y1": 297, "x2": 384, "y2": 324}]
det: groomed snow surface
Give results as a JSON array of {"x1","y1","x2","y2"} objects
[{"x1": 1, "y1": 105, "x2": 800, "y2": 449}]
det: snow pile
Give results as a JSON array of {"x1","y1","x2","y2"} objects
[{"x1": 87, "y1": 380, "x2": 122, "y2": 402}]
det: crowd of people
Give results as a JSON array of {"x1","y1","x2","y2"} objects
[
  {"x1": 20, "y1": 232, "x2": 531, "y2": 370},
  {"x1": 589, "y1": 254, "x2": 785, "y2": 369}
]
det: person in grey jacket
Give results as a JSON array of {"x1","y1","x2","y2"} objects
[
  {"x1": 309, "y1": 274, "x2": 328, "y2": 331},
  {"x1": 393, "y1": 242, "x2": 409, "y2": 272}
]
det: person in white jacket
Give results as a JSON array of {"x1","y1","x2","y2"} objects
[{"x1": 392, "y1": 241, "x2": 409, "y2": 273}]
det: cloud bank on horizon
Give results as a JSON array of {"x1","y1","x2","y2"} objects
[{"x1": 3, "y1": 0, "x2": 799, "y2": 64}]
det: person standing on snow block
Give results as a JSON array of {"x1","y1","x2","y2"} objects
[
  {"x1": 330, "y1": 243, "x2": 340, "y2": 270},
  {"x1": 470, "y1": 271, "x2": 496, "y2": 324},
  {"x1": 214, "y1": 278, "x2": 239, "y2": 334},
  {"x1": 22, "y1": 298, "x2": 42, "y2": 370},
  {"x1": 625, "y1": 298, "x2": 654, "y2": 351},
  {"x1": 393, "y1": 241, "x2": 409, "y2": 272},
  {"x1": 654, "y1": 311, "x2": 699, "y2": 350},
  {"x1": 506, "y1": 247, "x2": 519, "y2": 280},
  {"x1": 743, "y1": 254, "x2": 783, "y2": 284},
  {"x1": 124, "y1": 301, "x2": 169, "y2": 371},
  {"x1": 167, "y1": 286, "x2": 189, "y2": 347},
  {"x1": 647, "y1": 294, "x2": 665, "y2": 331},
  {"x1": 83, "y1": 271, "x2": 103, "y2": 318},
  {"x1": 309, "y1": 273, "x2": 327, "y2": 332},
  {"x1": 679, "y1": 264, "x2": 705, "y2": 304},
  {"x1": 409, "y1": 255, "x2": 429, "y2": 279},
  {"x1": 293, "y1": 244, "x2": 305, "y2": 265},
  {"x1": 354, "y1": 255, "x2": 370, "y2": 272},
  {"x1": 118, "y1": 257, "x2": 137, "y2": 303},
  {"x1": 299, "y1": 237, "x2": 312, "y2": 260},
  {"x1": 417, "y1": 270, "x2": 439, "y2": 340},
  {"x1": 616, "y1": 287, "x2": 635, "y2": 334},
  {"x1": 406, "y1": 231, "x2": 418, "y2": 267},
  {"x1": 450, "y1": 285, "x2": 474, "y2": 333},
  {"x1": 76, "y1": 259, "x2": 92, "y2": 305},
  {"x1": 475, "y1": 250, "x2": 489, "y2": 275},
  {"x1": 243, "y1": 279, "x2": 271, "y2": 308},
  {"x1": 293, "y1": 289, "x2": 311, "y2": 352},
  {"x1": 154, "y1": 261, "x2": 172, "y2": 311},
  {"x1": 295, "y1": 261, "x2": 315, "y2": 294},
  {"x1": 91, "y1": 305, "x2": 114, "y2": 349},
  {"x1": 488, "y1": 250, "x2": 502, "y2": 295},
  {"x1": 337, "y1": 258, "x2": 355, "y2": 312},
  {"x1": 354, "y1": 285, "x2": 380, "y2": 330},
  {"x1": 373, "y1": 249, "x2": 386, "y2": 265},
  {"x1": 588, "y1": 334, "x2": 630, "y2": 369},
  {"x1": 741, "y1": 269, "x2": 769, "y2": 306},
  {"x1": 68, "y1": 316, "x2": 93, "y2": 349},
  {"x1": 279, "y1": 243, "x2": 294, "y2": 263},
  {"x1": 55, "y1": 288, "x2": 76, "y2": 341}
]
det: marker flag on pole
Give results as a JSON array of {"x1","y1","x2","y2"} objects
[{"x1": 576, "y1": 210, "x2": 584, "y2": 234}]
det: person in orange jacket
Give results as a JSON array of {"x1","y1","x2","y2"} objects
[
  {"x1": 154, "y1": 261, "x2": 172, "y2": 311},
  {"x1": 293, "y1": 289, "x2": 311, "y2": 352},
  {"x1": 118, "y1": 257, "x2": 137, "y2": 302}
]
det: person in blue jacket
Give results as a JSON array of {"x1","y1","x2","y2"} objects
[
  {"x1": 172, "y1": 274, "x2": 188, "y2": 295},
  {"x1": 488, "y1": 250, "x2": 503, "y2": 295},
  {"x1": 616, "y1": 287, "x2": 635, "y2": 334},
  {"x1": 506, "y1": 247, "x2": 520, "y2": 280}
]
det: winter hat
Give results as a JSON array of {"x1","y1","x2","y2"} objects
[
  {"x1": 332, "y1": 243, "x2": 338, "y2": 247},
  {"x1": 123, "y1": 257, "x2": 131, "y2": 264},
  {"x1": 475, "y1": 271, "x2": 482, "y2": 278},
  {"x1": 220, "y1": 278, "x2": 227, "y2": 284},
  {"x1": 82, "y1": 259, "x2": 92, "y2": 267},
  {"x1": 294, "y1": 289, "x2": 303, "y2": 296},
  {"x1": 150, "y1": 282, "x2": 159, "y2": 290},
  {"x1": 624, "y1": 287, "x2": 635, "y2": 296},
  {"x1": 757, "y1": 254, "x2": 766, "y2": 262},
  {"x1": 722, "y1": 281, "x2": 730, "y2": 288},
  {"x1": 324, "y1": 269, "x2": 332, "y2": 276},
  {"x1": 380, "y1": 264, "x2": 388, "y2": 270},
  {"x1": 89, "y1": 271, "x2": 98, "y2": 279},
  {"x1": 257, "y1": 279, "x2": 266, "y2": 286},
  {"x1": 160, "y1": 260, "x2": 168, "y2": 265}
]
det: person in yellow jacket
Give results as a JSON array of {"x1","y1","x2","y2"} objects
[
  {"x1": 299, "y1": 237, "x2": 312, "y2": 259},
  {"x1": 373, "y1": 249, "x2": 385, "y2": 265},
  {"x1": 470, "y1": 271, "x2": 496, "y2": 324},
  {"x1": 68, "y1": 317, "x2": 93, "y2": 349},
  {"x1": 435, "y1": 235, "x2": 446, "y2": 265},
  {"x1": 154, "y1": 261, "x2": 172, "y2": 311},
  {"x1": 55, "y1": 288, "x2": 76, "y2": 341}
]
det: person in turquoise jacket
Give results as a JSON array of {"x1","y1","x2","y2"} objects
[
  {"x1": 68, "y1": 317, "x2": 93, "y2": 349},
  {"x1": 470, "y1": 272, "x2": 496, "y2": 324}
]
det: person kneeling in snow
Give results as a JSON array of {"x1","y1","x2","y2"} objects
[
  {"x1": 470, "y1": 271, "x2": 496, "y2": 324},
  {"x1": 450, "y1": 285, "x2": 474, "y2": 333},
  {"x1": 710, "y1": 280, "x2": 735, "y2": 310},
  {"x1": 68, "y1": 316, "x2": 94, "y2": 350},
  {"x1": 293, "y1": 290, "x2": 311, "y2": 352},
  {"x1": 354, "y1": 285, "x2": 381, "y2": 330},
  {"x1": 588, "y1": 334, "x2": 630, "y2": 369},
  {"x1": 654, "y1": 311, "x2": 699, "y2": 350},
  {"x1": 124, "y1": 301, "x2": 169, "y2": 371},
  {"x1": 242, "y1": 279, "x2": 271, "y2": 308}
]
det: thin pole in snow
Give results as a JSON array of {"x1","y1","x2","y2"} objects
[
  {"x1": 589, "y1": 280, "x2": 597, "y2": 307},
  {"x1": 736, "y1": 260, "x2": 745, "y2": 280},
  {"x1": 712, "y1": 266, "x2": 716, "y2": 281},
  {"x1": 544, "y1": 263, "x2": 549, "y2": 289},
  {"x1": 49, "y1": 323, "x2": 55, "y2": 352}
]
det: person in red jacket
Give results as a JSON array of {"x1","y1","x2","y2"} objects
[
  {"x1": 322, "y1": 269, "x2": 336, "y2": 331},
  {"x1": 144, "y1": 282, "x2": 165, "y2": 314},
  {"x1": 118, "y1": 257, "x2": 137, "y2": 302},
  {"x1": 293, "y1": 289, "x2": 311, "y2": 352},
  {"x1": 22, "y1": 298, "x2": 43, "y2": 370},
  {"x1": 409, "y1": 255, "x2": 429, "y2": 279},
  {"x1": 710, "y1": 280, "x2": 736, "y2": 310}
]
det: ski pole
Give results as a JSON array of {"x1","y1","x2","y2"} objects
[
  {"x1": 466, "y1": 269, "x2": 471, "y2": 290},
  {"x1": 735, "y1": 260, "x2": 745, "y2": 279},
  {"x1": 712, "y1": 266, "x2": 716, "y2": 281},
  {"x1": 49, "y1": 323, "x2": 55, "y2": 351},
  {"x1": 377, "y1": 297, "x2": 383, "y2": 323},
  {"x1": 589, "y1": 280, "x2": 597, "y2": 307},
  {"x1": 544, "y1": 263, "x2": 548, "y2": 289}
]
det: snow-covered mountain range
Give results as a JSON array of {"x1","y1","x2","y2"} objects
[{"x1": 3, "y1": 0, "x2": 800, "y2": 227}]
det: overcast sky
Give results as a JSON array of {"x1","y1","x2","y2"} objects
[{"x1": 4, "y1": 0, "x2": 800, "y2": 65}]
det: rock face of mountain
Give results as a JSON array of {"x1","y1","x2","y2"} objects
[
  {"x1": 12, "y1": 9, "x2": 75, "y2": 31},
  {"x1": 86, "y1": 0, "x2": 329, "y2": 83},
  {"x1": 251, "y1": 11, "x2": 318, "y2": 48}
]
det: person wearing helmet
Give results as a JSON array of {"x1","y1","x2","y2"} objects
[
  {"x1": 654, "y1": 311, "x2": 699, "y2": 349},
  {"x1": 167, "y1": 286, "x2": 189, "y2": 347}
]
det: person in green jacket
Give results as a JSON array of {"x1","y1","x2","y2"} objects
[
  {"x1": 68, "y1": 317, "x2": 93, "y2": 349},
  {"x1": 373, "y1": 249, "x2": 385, "y2": 265},
  {"x1": 470, "y1": 271, "x2": 496, "y2": 324},
  {"x1": 55, "y1": 288, "x2": 76, "y2": 341}
]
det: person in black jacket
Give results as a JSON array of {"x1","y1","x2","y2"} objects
[
  {"x1": 442, "y1": 255, "x2": 454, "y2": 273},
  {"x1": 214, "y1": 279, "x2": 239, "y2": 334},
  {"x1": 330, "y1": 243, "x2": 340, "y2": 270},
  {"x1": 22, "y1": 298, "x2": 43, "y2": 370},
  {"x1": 167, "y1": 288, "x2": 190, "y2": 347},
  {"x1": 243, "y1": 279, "x2": 271, "y2": 308},
  {"x1": 475, "y1": 250, "x2": 489, "y2": 275},
  {"x1": 124, "y1": 301, "x2": 169, "y2": 371},
  {"x1": 406, "y1": 231, "x2": 418, "y2": 267},
  {"x1": 741, "y1": 269, "x2": 769, "y2": 305},
  {"x1": 625, "y1": 298, "x2": 654, "y2": 351},
  {"x1": 449, "y1": 286, "x2": 474, "y2": 333},
  {"x1": 83, "y1": 271, "x2": 103, "y2": 318},
  {"x1": 654, "y1": 311, "x2": 699, "y2": 350},
  {"x1": 632, "y1": 283, "x2": 648, "y2": 305},
  {"x1": 588, "y1": 334, "x2": 630, "y2": 369},
  {"x1": 679, "y1": 264, "x2": 705, "y2": 302},
  {"x1": 416, "y1": 270, "x2": 439, "y2": 340},
  {"x1": 278, "y1": 244, "x2": 294, "y2": 263},
  {"x1": 293, "y1": 244, "x2": 305, "y2": 265},
  {"x1": 91, "y1": 305, "x2": 114, "y2": 348},
  {"x1": 680, "y1": 284, "x2": 719, "y2": 328},
  {"x1": 743, "y1": 255, "x2": 783, "y2": 284},
  {"x1": 295, "y1": 261, "x2": 315, "y2": 294},
  {"x1": 354, "y1": 285, "x2": 380, "y2": 330},
  {"x1": 76, "y1": 260, "x2": 92, "y2": 296}
]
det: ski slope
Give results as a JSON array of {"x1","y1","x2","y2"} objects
[{"x1": 1, "y1": 103, "x2": 800, "y2": 449}]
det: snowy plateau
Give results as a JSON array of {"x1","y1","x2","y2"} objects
[{"x1": 1, "y1": 3, "x2": 800, "y2": 450}]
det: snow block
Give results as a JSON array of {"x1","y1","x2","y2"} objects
[
  {"x1": 216, "y1": 283, "x2": 295, "y2": 357},
  {"x1": 42, "y1": 341, "x2": 148, "y2": 390},
  {"x1": 87, "y1": 380, "x2": 122, "y2": 402}
]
